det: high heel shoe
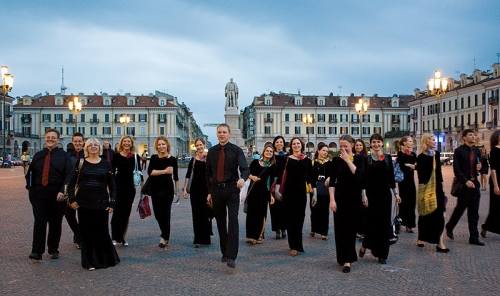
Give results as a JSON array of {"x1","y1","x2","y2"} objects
[
  {"x1": 436, "y1": 246, "x2": 450, "y2": 253},
  {"x1": 358, "y1": 247, "x2": 366, "y2": 258},
  {"x1": 480, "y1": 226, "x2": 487, "y2": 238},
  {"x1": 416, "y1": 242, "x2": 425, "y2": 248}
]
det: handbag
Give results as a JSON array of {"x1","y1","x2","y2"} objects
[
  {"x1": 186, "y1": 158, "x2": 195, "y2": 194},
  {"x1": 137, "y1": 194, "x2": 152, "y2": 219},
  {"x1": 450, "y1": 177, "x2": 463, "y2": 197},
  {"x1": 393, "y1": 160, "x2": 404, "y2": 183},
  {"x1": 73, "y1": 158, "x2": 85, "y2": 198},
  {"x1": 278, "y1": 157, "x2": 290, "y2": 195},
  {"x1": 417, "y1": 157, "x2": 438, "y2": 216},
  {"x1": 133, "y1": 153, "x2": 143, "y2": 187},
  {"x1": 389, "y1": 203, "x2": 402, "y2": 245}
]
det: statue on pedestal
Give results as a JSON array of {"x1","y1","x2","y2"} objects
[{"x1": 225, "y1": 78, "x2": 239, "y2": 110}]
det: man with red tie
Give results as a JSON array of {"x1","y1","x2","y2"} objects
[
  {"x1": 25, "y1": 129, "x2": 73, "y2": 261},
  {"x1": 206, "y1": 124, "x2": 248, "y2": 268}
]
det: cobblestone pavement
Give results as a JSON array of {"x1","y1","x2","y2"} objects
[{"x1": 0, "y1": 165, "x2": 499, "y2": 296}]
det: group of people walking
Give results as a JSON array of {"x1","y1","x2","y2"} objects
[{"x1": 24, "y1": 125, "x2": 500, "y2": 273}]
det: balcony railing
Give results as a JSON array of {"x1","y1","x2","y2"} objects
[
  {"x1": 384, "y1": 130, "x2": 410, "y2": 138},
  {"x1": 66, "y1": 119, "x2": 76, "y2": 123},
  {"x1": 392, "y1": 119, "x2": 401, "y2": 124},
  {"x1": 21, "y1": 117, "x2": 32, "y2": 124},
  {"x1": 411, "y1": 114, "x2": 417, "y2": 120},
  {"x1": 488, "y1": 96, "x2": 498, "y2": 105},
  {"x1": 14, "y1": 132, "x2": 39, "y2": 139},
  {"x1": 89, "y1": 119, "x2": 100, "y2": 123},
  {"x1": 158, "y1": 118, "x2": 166, "y2": 123},
  {"x1": 328, "y1": 119, "x2": 337, "y2": 123},
  {"x1": 264, "y1": 118, "x2": 273, "y2": 123}
]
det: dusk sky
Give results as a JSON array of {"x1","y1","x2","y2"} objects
[{"x1": 3, "y1": 0, "x2": 500, "y2": 137}]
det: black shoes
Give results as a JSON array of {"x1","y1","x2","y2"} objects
[
  {"x1": 445, "y1": 227, "x2": 454, "y2": 240},
  {"x1": 469, "y1": 240, "x2": 485, "y2": 246},
  {"x1": 29, "y1": 252, "x2": 42, "y2": 261},
  {"x1": 417, "y1": 243, "x2": 425, "y2": 248},
  {"x1": 436, "y1": 246, "x2": 450, "y2": 253},
  {"x1": 480, "y1": 227, "x2": 487, "y2": 238},
  {"x1": 342, "y1": 265, "x2": 351, "y2": 273},
  {"x1": 49, "y1": 251, "x2": 59, "y2": 259},
  {"x1": 378, "y1": 258, "x2": 387, "y2": 264},
  {"x1": 226, "y1": 259, "x2": 236, "y2": 268},
  {"x1": 221, "y1": 256, "x2": 228, "y2": 263}
]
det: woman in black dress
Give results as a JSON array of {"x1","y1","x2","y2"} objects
[
  {"x1": 280, "y1": 137, "x2": 313, "y2": 256},
  {"x1": 359, "y1": 134, "x2": 400, "y2": 264},
  {"x1": 354, "y1": 139, "x2": 368, "y2": 239},
  {"x1": 479, "y1": 147, "x2": 490, "y2": 191},
  {"x1": 330, "y1": 135, "x2": 365, "y2": 273},
  {"x1": 270, "y1": 136, "x2": 287, "y2": 239},
  {"x1": 183, "y1": 138, "x2": 212, "y2": 247},
  {"x1": 148, "y1": 136, "x2": 179, "y2": 248},
  {"x1": 111, "y1": 136, "x2": 141, "y2": 247},
  {"x1": 310, "y1": 142, "x2": 333, "y2": 240},
  {"x1": 415, "y1": 134, "x2": 449, "y2": 253},
  {"x1": 481, "y1": 130, "x2": 500, "y2": 237},
  {"x1": 246, "y1": 144, "x2": 276, "y2": 244},
  {"x1": 68, "y1": 138, "x2": 119, "y2": 270},
  {"x1": 396, "y1": 136, "x2": 417, "y2": 233}
]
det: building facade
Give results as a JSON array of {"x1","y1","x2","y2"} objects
[
  {"x1": 13, "y1": 91, "x2": 206, "y2": 156},
  {"x1": 410, "y1": 64, "x2": 500, "y2": 151},
  {"x1": 242, "y1": 93, "x2": 411, "y2": 153},
  {"x1": 0, "y1": 95, "x2": 14, "y2": 156}
]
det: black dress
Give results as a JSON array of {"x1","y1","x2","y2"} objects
[
  {"x1": 245, "y1": 160, "x2": 275, "y2": 240},
  {"x1": 416, "y1": 152, "x2": 446, "y2": 244},
  {"x1": 310, "y1": 160, "x2": 333, "y2": 236},
  {"x1": 362, "y1": 154, "x2": 395, "y2": 260},
  {"x1": 147, "y1": 155, "x2": 178, "y2": 242},
  {"x1": 282, "y1": 156, "x2": 313, "y2": 252},
  {"x1": 185, "y1": 157, "x2": 212, "y2": 245},
  {"x1": 356, "y1": 154, "x2": 369, "y2": 236},
  {"x1": 483, "y1": 147, "x2": 500, "y2": 234},
  {"x1": 331, "y1": 155, "x2": 365, "y2": 265},
  {"x1": 270, "y1": 152, "x2": 287, "y2": 234},
  {"x1": 68, "y1": 159, "x2": 119, "y2": 269},
  {"x1": 111, "y1": 152, "x2": 140, "y2": 243},
  {"x1": 397, "y1": 151, "x2": 417, "y2": 229}
]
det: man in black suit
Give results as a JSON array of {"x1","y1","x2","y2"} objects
[
  {"x1": 206, "y1": 124, "x2": 248, "y2": 268},
  {"x1": 65, "y1": 132, "x2": 84, "y2": 248},
  {"x1": 446, "y1": 129, "x2": 484, "y2": 246}
]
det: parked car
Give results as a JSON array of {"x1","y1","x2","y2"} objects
[{"x1": 440, "y1": 152, "x2": 454, "y2": 165}]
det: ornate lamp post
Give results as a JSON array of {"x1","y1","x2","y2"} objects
[
  {"x1": 68, "y1": 96, "x2": 82, "y2": 131},
  {"x1": 119, "y1": 114, "x2": 131, "y2": 136},
  {"x1": 427, "y1": 70, "x2": 448, "y2": 152},
  {"x1": 1, "y1": 66, "x2": 14, "y2": 158},
  {"x1": 302, "y1": 113, "x2": 314, "y2": 157},
  {"x1": 355, "y1": 98, "x2": 369, "y2": 141}
]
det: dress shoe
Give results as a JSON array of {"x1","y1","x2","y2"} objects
[
  {"x1": 445, "y1": 228, "x2": 454, "y2": 240},
  {"x1": 436, "y1": 246, "x2": 450, "y2": 253},
  {"x1": 378, "y1": 258, "x2": 387, "y2": 264},
  {"x1": 221, "y1": 256, "x2": 228, "y2": 263},
  {"x1": 469, "y1": 240, "x2": 485, "y2": 246},
  {"x1": 112, "y1": 240, "x2": 118, "y2": 246},
  {"x1": 480, "y1": 227, "x2": 487, "y2": 238},
  {"x1": 49, "y1": 251, "x2": 59, "y2": 259},
  {"x1": 122, "y1": 241, "x2": 129, "y2": 247},
  {"x1": 159, "y1": 238, "x2": 167, "y2": 248},
  {"x1": 342, "y1": 265, "x2": 351, "y2": 273},
  {"x1": 289, "y1": 250, "x2": 299, "y2": 257},
  {"x1": 226, "y1": 259, "x2": 236, "y2": 268},
  {"x1": 88, "y1": 267, "x2": 96, "y2": 271},
  {"x1": 358, "y1": 247, "x2": 366, "y2": 258},
  {"x1": 321, "y1": 235, "x2": 328, "y2": 241},
  {"x1": 29, "y1": 253, "x2": 42, "y2": 261},
  {"x1": 416, "y1": 242, "x2": 425, "y2": 248}
]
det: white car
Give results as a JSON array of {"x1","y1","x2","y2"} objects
[{"x1": 440, "y1": 152, "x2": 454, "y2": 165}]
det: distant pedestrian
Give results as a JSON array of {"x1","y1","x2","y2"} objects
[
  {"x1": 25, "y1": 129, "x2": 73, "y2": 261},
  {"x1": 354, "y1": 139, "x2": 368, "y2": 239},
  {"x1": 396, "y1": 136, "x2": 417, "y2": 233},
  {"x1": 111, "y1": 136, "x2": 141, "y2": 247},
  {"x1": 21, "y1": 151, "x2": 30, "y2": 175},
  {"x1": 415, "y1": 134, "x2": 449, "y2": 253},
  {"x1": 270, "y1": 136, "x2": 287, "y2": 240},
  {"x1": 479, "y1": 147, "x2": 489, "y2": 191},
  {"x1": 101, "y1": 139, "x2": 114, "y2": 164},
  {"x1": 183, "y1": 138, "x2": 212, "y2": 247},
  {"x1": 481, "y1": 130, "x2": 500, "y2": 238},
  {"x1": 147, "y1": 136, "x2": 179, "y2": 248},
  {"x1": 65, "y1": 132, "x2": 84, "y2": 249},
  {"x1": 310, "y1": 142, "x2": 333, "y2": 240},
  {"x1": 206, "y1": 124, "x2": 249, "y2": 268},
  {"x1": 67, "y1": 138, "x2": 119, "y2": 270},
  {"x1": 445, "y1": 129, "x2": 484, "y2": 246}
]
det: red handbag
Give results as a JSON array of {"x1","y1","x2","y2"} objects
[{"x1": 137, "y1": 195, "x2": 152, "y2": 219}]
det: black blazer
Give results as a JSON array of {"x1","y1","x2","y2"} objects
[{"x1": 205, "y1": 142, "x2": 249, "y2": 194}]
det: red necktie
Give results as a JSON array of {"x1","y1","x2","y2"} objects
[
  {"x1": 469, "y1": 150, "x2": 475, "y2": 178},
  {"x1": 41, "y1": 150, "x2": 51, "y2": 186},
  {"x1": 216, "y1": 146, "x2": 225, "y2": 182}
]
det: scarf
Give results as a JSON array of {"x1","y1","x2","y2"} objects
[
  {"x1": 261, "y1": 159, "x2": 272, "y2": 190},
  {"x1": 425, "y1": 149, "x2": 435, "y2": 157}
]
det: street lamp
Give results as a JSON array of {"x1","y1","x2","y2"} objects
[
  {"x1": 68, "y1": 96, "x2": 82, "y2": 131},
  {"x1": 355, "y1": 98, "x2": 369, "y2": 141},
  {"x1": 119, "y1": 114, "x2": 131, "y2": 135},
  {"x1": 1, "y1": 66, "x2": 14, "y2": 158},
  {"x1": 427, "y1": 70, "x2": 448, "y2": 151},
  {"x1": 302, "y1": 113, "x2": 314, "y2": 157}
]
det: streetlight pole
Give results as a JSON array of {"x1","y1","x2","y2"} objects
[
  {"x1": 119, "y1": 114, "x2": 130, "y2": 136},
  {"x1": 355, "y1": 98, "x2": 369, "y2": 141},
  {"x1": 68, "y1": 96, "x2": 82, "y2": 133},
  {"x1": 302, "y1": 113, "x2": 313, "y2": 157},
  {"x1": 427, "y1": 70, "x2": 448, "y2": 152},
  {"x1": 1, "y1": 66, "x2": 14, "y2": 159}
]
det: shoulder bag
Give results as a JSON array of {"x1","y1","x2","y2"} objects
[{"x1": 133, "y1": 153, "x2": 143, "y2": 187}]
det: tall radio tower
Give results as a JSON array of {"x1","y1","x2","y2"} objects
[{"x1": 60, "y1": 67, "x2": 67, "y2": 95}]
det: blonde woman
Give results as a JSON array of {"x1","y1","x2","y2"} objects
[
  {"x1": 111, "y1": 136, "x2": 141, "y2": 247},
  {"x1": 415, "y1": 134, "x2": 449, "y2": 253},
  {"x1": 68, "y1": 138, "x2": 119, "y2": 270},
  {"x1": 147, "y1": 136, "x2": 179, "y2": 248}
]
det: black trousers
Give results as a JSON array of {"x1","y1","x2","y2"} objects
[
  {"x1": 111, "y1": 188, "x2": 136, "y2": 243},
  {"x1": 213, "y1": 186, "x2": 239, "y2": 260},
  {"x1": 151, "y1": 192, "x2": 174, "y2": 241},
  {"x1": 310, "y1": 193, "x2": 330, "y2": 236},
  {"x1": 29, "y1": 187, "x2": 66, "y2": 255},
  {"x1": 446, "y1": 180, "x2": 481, "y2": 240},
  {"x1": 64, "y1": 206, "x2": 80, "y2": 244}
]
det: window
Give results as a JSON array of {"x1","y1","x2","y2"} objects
[
  {"x1": 102, "y1": 127, "x2": 111, "y2": 135},
  {"x1": 294, "y1": 97, "x2": 302, "y2": 106},
  {"x1": 362, "y1": 127, "x2": 370, "y2": 135},
  {"x1": 455, "y1": 99, "x2": 458, "y2": 110},
  {"x1": 474, "y1": 113, "x2": 478, "y2": 124},
  {"x1": 22, "y1": 127, "x2": 31, "y2": 135},
  {"x1": 55, "y1": 114, "x2": 63, "y2": 122},
  {"x1": 317, "y1": 114, "x2": 325, "y2": 122},
  {"x1": 482, "y1": 111, "x2": 486, "y2": 123},
  {"x1": 128, "y1": 99, "x2": 134, "y2": 106},
  {"x1": 340, "y1": 99, "x2": 347, "y2": 107},
  {"x1": 285, "y1": 113, "x2": 289, "y2": 122},
  {"x1": 159, "y1": 99, "x2": 166, "y2": 107},
  {"x1": 482, "y1": 93, "x2": 486, "y2": 105},
  {"x1": 351, "y1": 127, "x2": 359, "y2": 135},
  {"x1": 294, "y1": 114, "x2": 303, "y2": 122},
  {"x1": 318, "y1": 98, "x2": 325, "y2": 106},
  {"x1": 351, "y1": 114, "x2": 358, "y2": 123},
  {"x1": 90, "y1": 127, "x2": 97, "y2": 136},
  {"x1": 375, "y1": 114, "x2": 380, "y2": 122},
  {"x1": 448, "y1": 117, "x2": 451, "y2": 129},
  {"x1": 455, "y1": 116, "x2": 458, "y2": 127},
  {"x1": 474, "y1": 94, "x2": 478, "y2": 106},
  {"x1": 467, "y1": 114, "x2": 471, "y2": 125},
  {"x1": 159, "y1": 126, "x2": 165, "y2": 135},
  {"x1": 42, "y1": 114, "x2": 51, "y2": 122},
  {"x1": 285, "y1": 126, "x2": 289, "y2": 135},
  {"x1": 140, "y1": 127, "x2": 146, "y2": 136},
  {"x1": 461, "y1": 97, "x2": 464, "y2": 109},
  {"x1": 159, "y1": 114, "x2": 167, "y2": 123},
  {"x1": 104, "y1": 99, "x2": 111, "y2": 106},
  {"x1": 265, "y1": 98, "x2": 272, "y2": 105},
  {"x1": 126, "y1": 127, "x2": 135, "y2": 136},
  {"x1": 116, "y1": 127, "x2": 121, "y2": 135},
  {"x1": 78, "y1": 127, "x2": 85, "y2": 134},
  {"x1": 294, "y1": 126, "x2": 301, "y2": 134},
  {"x1": 105, "y1": 114, "x2": 110, "y2": 123},
  {"x1": 340, "y1": 127, "x2": 348, "y2": 134},
  {"x1": 442, "y1": 102, "x2": 446, "y2": 113},
  {"x1": 317, "y1": 126, "x2": 325, "y2": 134},
  {"x1": 264, "y1": 126, "x2": 271, "y2": 134},
  {"x1": 139, "y1": 114, "x2": 147, "y2": 122},
  {"x1": 374, "y1": 127, "x2": 381, "y2": 135},
  {"x1": 328, "y1": 126, "x2": 337, "y2": 135},
  {"x1": 306, "y1": 127, "x2": 314, "y2": 134},
  {"x1": 80, "y1": 114, "x2": 85, "y2": 122}
]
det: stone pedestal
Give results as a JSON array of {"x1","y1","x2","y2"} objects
[{"x1": 225, "y1": 107, "x2": 245, "y2": 148}]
